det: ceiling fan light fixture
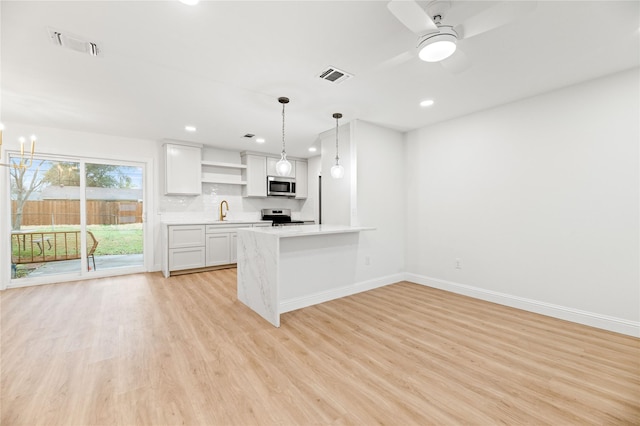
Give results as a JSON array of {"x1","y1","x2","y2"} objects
[{"x1": 418, "y1": 27, "x2": 458, "y2": 62}]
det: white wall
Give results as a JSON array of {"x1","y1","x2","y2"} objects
[
  {"x1": 318, "y1": 120, "x2": 405, "y2": 286},
  {"x1": 353, "y1": 120, "x2": 405, "y2": 282},
  {"x1": 320, "y1": 124, "x2": 352, "y2": 225},
  {"x1": 300, "y1": 155, "x2": 321, "y2": 222},
  {"x1": 405, "y1": 68, "x2": 639, "y2": 331}
]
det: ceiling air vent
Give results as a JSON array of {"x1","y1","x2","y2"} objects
[
  {"x1": 47, "y1": 27, "x2": 102, "y2": 57},
  {"x1": 317, "y1": 66, "x2": 353, "y2": 84}
]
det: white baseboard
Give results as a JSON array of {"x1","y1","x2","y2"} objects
[
  {"x1": 405, "y1": 273, "x2": 640, "y2": 338},
  {"x1": 279, "y1": 273, "x2": 405, "y2": 314}
]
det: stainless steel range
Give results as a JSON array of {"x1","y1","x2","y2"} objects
[{"x1": 261, "y1": 208, "x2": 305, "y2": 226}]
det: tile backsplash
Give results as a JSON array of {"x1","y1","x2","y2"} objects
[{"x1": 159, "y1": 183, "x2": 311, "y2": 222}]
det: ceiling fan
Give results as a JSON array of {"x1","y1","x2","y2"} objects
[{"x1": 386, "y1": 0, "x2": 537, "y2": 73}]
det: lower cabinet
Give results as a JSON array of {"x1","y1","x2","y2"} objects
[
  {"x1": 206, "y1": 232, "x2": 232, "y2": 266},
  {"x1": 168, "y1": 225, "x2": 206, "y2": 271},
  {"x1": 169, "y1": 246, "x2": 206, "y2": 271},
  {"x1": 205, "y1": 225, "x2": 246, "y2": 266},
  {"x1": 166, "y1": 222, "x2": 268, "y2": 276}
]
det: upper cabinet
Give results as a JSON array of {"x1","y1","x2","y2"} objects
[
  {"x1": 241, "y1": 153, "x2": 267, "y2": 197},
  {"x1": 242, "y1": 152, "x2": 307, "y2": 198},
  {"x1": 266, "y1": 157, "x2": 296, "y2": 178},
  {"x1": 164, "y1": 143, "x2": 202, "y2": 195}
]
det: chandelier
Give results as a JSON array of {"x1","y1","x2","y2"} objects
[{"x1": 0, "y1": 123, "x2": 36, "y2": 169}]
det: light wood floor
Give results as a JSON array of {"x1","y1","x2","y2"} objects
[{"x1": 1, "y1": 270, "x2": 639, "y2": 425}]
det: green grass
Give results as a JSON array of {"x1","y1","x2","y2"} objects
[
  {"x1": 89, "y1": 224, "x2": 143, "y2": 255},
  {"x1": 12, "y1": 224, "x2": 143, "y2": 257}
]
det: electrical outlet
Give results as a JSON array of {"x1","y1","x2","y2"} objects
[
  {"x1": 365, "y1": 256, "x2": 371, "y2": 266},
  {"x1": 455, "y1": 258, "x2": 462, "y2": 269}
]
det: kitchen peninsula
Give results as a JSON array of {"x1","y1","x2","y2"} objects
[{"x1": 237, "y1": 225, "x2": 374, "y2": 326}]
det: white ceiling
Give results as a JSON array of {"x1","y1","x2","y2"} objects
[{"x1": 2, "y1": 1, "x2": 639, "y2": 158}]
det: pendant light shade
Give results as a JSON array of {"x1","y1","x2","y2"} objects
[
  {"x1": 276, "y1": 97, "x2": 292, "y2": 176},
  {"x1": 330, "y1": 163, "x2": 344, "y2": 179},
  {"x1": 276, "y1": 152, "x2": 292, "y2": 176},
  {"x1": 331, "y1": 113, "x2": 344, "y2": 179}
]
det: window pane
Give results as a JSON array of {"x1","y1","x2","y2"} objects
[
  {"x1": 85, "y1": 163, "x2": 144, "y2": 271},
  {"x1": 10, "y1": 158, "x2": 82, "y2": 278}
]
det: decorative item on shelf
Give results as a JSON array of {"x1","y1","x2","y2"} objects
[
  {"x1": 0, "y1": 123, "x2": 37, "y2": 169},
  {"x1": 330, "y1": 113, "x2": 345, "y2": 179},
  {"x1": 275, "y1": 96, "x2": 292, "y2": 177}
]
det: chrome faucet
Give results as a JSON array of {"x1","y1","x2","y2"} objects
[{"x1": 219, "y1": 200, "x2": 229, "y2": 221}]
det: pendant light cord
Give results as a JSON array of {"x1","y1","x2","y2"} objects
[
  {"x1": 335, "y1": 115, "x2": 339, "y2": 163},
  {"x1": 333, "y1": 113, "x2": 342, "y2": 164},
  {"x1": 281, "y1": 102, "x2": 286, "y2": 155}
]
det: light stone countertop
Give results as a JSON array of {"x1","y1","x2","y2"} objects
[
  {"x1": 161, "y1": 219, "x2": 272, "y2": 225},
  {"x1": 237, "y1": 224, "x2": 374, "y2": 238}
]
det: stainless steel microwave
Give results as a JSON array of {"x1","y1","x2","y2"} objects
[{"x1": 267, "y1": 176, "x2": 296, "y2": 197}]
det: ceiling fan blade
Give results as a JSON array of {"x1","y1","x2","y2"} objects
[
  {"x1": 455, "y1": 1, "x2": 537, "y2": 40},
  {"x1": 440, "y1": 49, "x2": 471, "y2": 74},
  {"x1": 387, "y1": 0, "x2": 438, "y2": 34},
  {"x1": 377, "y1": 50, "x2": 416, "y2": 71}
]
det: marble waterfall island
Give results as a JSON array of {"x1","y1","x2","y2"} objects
[{"x1": 237, "y1": 225, "x2": 374, "y2": 327}]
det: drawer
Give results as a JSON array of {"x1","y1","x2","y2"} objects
[
  {"x1": 252, "y1": 223, "x2": 273, "y2": 228},
  {"x1": 169, "y1": 247, "x2": 206, "y2": 271},
  {"x1": 169, "y1": 225, "x2": 205, "y2": 248},
  {"x1": 206, "y1": 224, "x2": 252, "y2": 233}
]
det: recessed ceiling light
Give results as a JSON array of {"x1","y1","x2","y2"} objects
[
  {"x1": 178, "y1": 0, "x2": 200, "y2": 5},
  {"x1": 308, "y1": 147, "x2": 317, "y2": 153},
  {"x1": 256, "y1": 138, "x2": 265, "y2": 144},
  {"x1": 420, "y1": 99, "x2": 435, "y2": 107},
  {"x1": 185, "y1": 125, "x2": 196, "y2": 132}
]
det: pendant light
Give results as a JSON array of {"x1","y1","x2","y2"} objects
[
  {"x1": 330, "y1": 113, "x2": 344, "y2": 179},
  {"x1": 275, "y1": 97, "x2": 292, "y2": 177}
]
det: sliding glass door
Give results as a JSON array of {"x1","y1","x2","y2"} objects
[
  {"x1": 85, "y1": 162, "x2": 144, "y2": 272},
  {"x1": 10, "y1": 158, "x2": 81, "y2": 278},
  {"x1": 9, "y1": 154, "x2": 145, "y2": 281}
]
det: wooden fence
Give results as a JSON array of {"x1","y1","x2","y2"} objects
[{"x1": 11, "y1": 200, "x2": 143, "y2": 226}]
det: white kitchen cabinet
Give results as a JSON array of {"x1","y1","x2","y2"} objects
[
  {"x1": 168, "y1": 225, "x2": 206, "y2": 271},
  {"x1": 169, "y1": 225, "x2": 206, "y2": 248},
  {"x1": 253, "y1": 222, "x2": 272, "y2": 228},
  {"x1": 205, "y1": 224, "x2": 252, "y2": 267},
  {"x1": 169, "y1": 247, "x2": 206, "y2": 271},
  {"x1": 206, "y1": 233, "x2": 231, "y2": 266},
  {"x1": 164, "y1": 143, "x2": 202, "y2": 195},
  {"x1": 242, "y1": 154, "x2": 267, "y2": 197},
  {"x1": 164, "y1": 222, "x2": 270, "y2": 276},
  {"x1": 295, "y1": 160, "x2": 308, "y2": 199},
  {"x1": 267, "y1": 156, "x2": 296, "y2": 177}
]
